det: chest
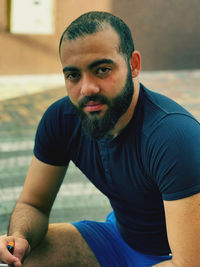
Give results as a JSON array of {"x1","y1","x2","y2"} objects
[{"x1": 71, "y1": 135, "x2": 159, "y2": 203}]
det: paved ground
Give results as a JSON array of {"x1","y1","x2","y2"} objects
[{"x1": 0, "y1": 70, "x2": 199, "y2": 234}]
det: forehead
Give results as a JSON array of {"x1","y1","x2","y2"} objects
[{"x1": 60, "y1": 27, "x2": 122, "y2": 67}]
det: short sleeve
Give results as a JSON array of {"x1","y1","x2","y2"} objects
[
  {"x1": 146, "y1": 114, "x2": 200, "y2": 200},
  {"x1": 33, "y1": 99, "x2": 70, "y2": 166}
]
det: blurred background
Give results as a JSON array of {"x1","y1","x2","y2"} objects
[{"x1": 0, "y1": 0, "x2": 199, "y2": 234}]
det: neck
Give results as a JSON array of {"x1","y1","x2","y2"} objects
[{"x1": 109, "y1": 78, "x2": 140, "y2": 138}]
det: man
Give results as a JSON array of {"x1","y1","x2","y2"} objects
[{"x1": 0, "y1": 11, "x2": 200, "y2": 267}]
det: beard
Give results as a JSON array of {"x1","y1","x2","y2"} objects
[{"x1": 70, "y1": 65, "x2": 134, "y2": 140}]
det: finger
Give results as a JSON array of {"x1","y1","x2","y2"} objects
[
  {"x1": 13, "y1": 238, "x2": 30, "y2": 263},
  {"x1": 13, "y1": 259, "x2": 22, "y2": 267},
  {"x1": 0, "y1": 237, "x2": 20, "y2": 265}
]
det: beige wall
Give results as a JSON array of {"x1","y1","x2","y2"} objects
[
  {"x1": 112, "y1": 0, "x2": 200, "y2": 70},
  {"x1": 0, "y1": 0, "x2": 199, "y2": 74},
  {"x1": 0, "y1": 0, "x2": 112, "y2": 75}
]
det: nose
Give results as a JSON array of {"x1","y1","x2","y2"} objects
[{"x1": 80, "y1": 74, "x2": 100, "y2": 96}]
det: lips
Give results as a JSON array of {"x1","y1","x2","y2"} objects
[{"x1": 84, "y1": 101, "x2": 104, "y2": 112}]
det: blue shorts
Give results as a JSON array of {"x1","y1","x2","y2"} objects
[{"x1": 72, "y1": 211, "x2": 171, "y2": 267}]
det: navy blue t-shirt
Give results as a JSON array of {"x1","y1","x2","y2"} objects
[{"x1": 34, "y1": 84, "x2": 200, "y2": 255}]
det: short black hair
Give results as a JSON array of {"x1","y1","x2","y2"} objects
[{"x1": 59, "y1": 11, "x2": 135, "y2": 60}]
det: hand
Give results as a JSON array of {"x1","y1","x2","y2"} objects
[{"x1": 0, "y1": 235, "x2": 31, "y2": 267}]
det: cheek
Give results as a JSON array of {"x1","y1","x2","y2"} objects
[
  {"x1": 64, "y1": 82, "x2": 80, "y2": 105},
  {"x1": 102, "y1": 75, "x2": 126, "y2": 96}
]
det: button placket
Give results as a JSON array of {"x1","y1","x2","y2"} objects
[{"x1": 98, "y1": 140, "x2": 112, "y2": 183}]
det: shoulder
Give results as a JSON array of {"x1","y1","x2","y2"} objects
[
  {"x1": 140, "y1": 84, "x2": 200, "y2": 161},
  {"x1": 138, "y1": 84, "x2": 199, "y2": 141},
  {"x1": 34, "y1": 96, "x2": 81, "y2": 166},
  {"x1": 40, "y1": 96, "x2": 80, "y2": 130},
  {"x1": 45, "y1": 96, "x2": 77, "y2": 116},
  {"x1": 138, "y1": 85, "x2": 200, "y2": 200}
]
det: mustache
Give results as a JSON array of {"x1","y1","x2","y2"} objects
[{"x1": 78, "y1": 94, "x2": 109, "y2": 108}]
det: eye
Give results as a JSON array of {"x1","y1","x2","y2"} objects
[
  {"x1": 96, "y1": 67, "x2": 111, "y2": 76},
  {"x1": 65, "y1": 72, "x2": 81, "y2": 81}
]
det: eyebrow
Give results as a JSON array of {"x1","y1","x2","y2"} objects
[
  {"x1": 88, "y1": 59, "x2": 115, "y2": 69},
  {"x1": 62, "y1": 58, "x2": 115, "y2": 74},
  {"x1": 63, "y1": 66, "x2": 80, "y2": 74}
]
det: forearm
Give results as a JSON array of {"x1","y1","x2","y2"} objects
[
  {"x1": 152, "y1": 260, "x2": 176, "y2": 266},
  {"x1": 153, "y1": 259, "x2": 200, "y2": 267},
  {"x1": 8, "y1": 202, "x2": 49, "y2": 249},
  {"x1": 153, "y1": 259, "x2": 197, "y2": 267}
]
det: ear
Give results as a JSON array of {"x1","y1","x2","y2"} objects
[{"x1": 129, "y1": 51, "x2": 141, "y2": 78}]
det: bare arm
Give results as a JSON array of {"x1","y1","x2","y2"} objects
[
  {"x1": 0, "y1": 155, "x2": 67, "y2": 266},
  {"x1": 153, "y1": 193, "x2": 200, "y2": 267}
]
